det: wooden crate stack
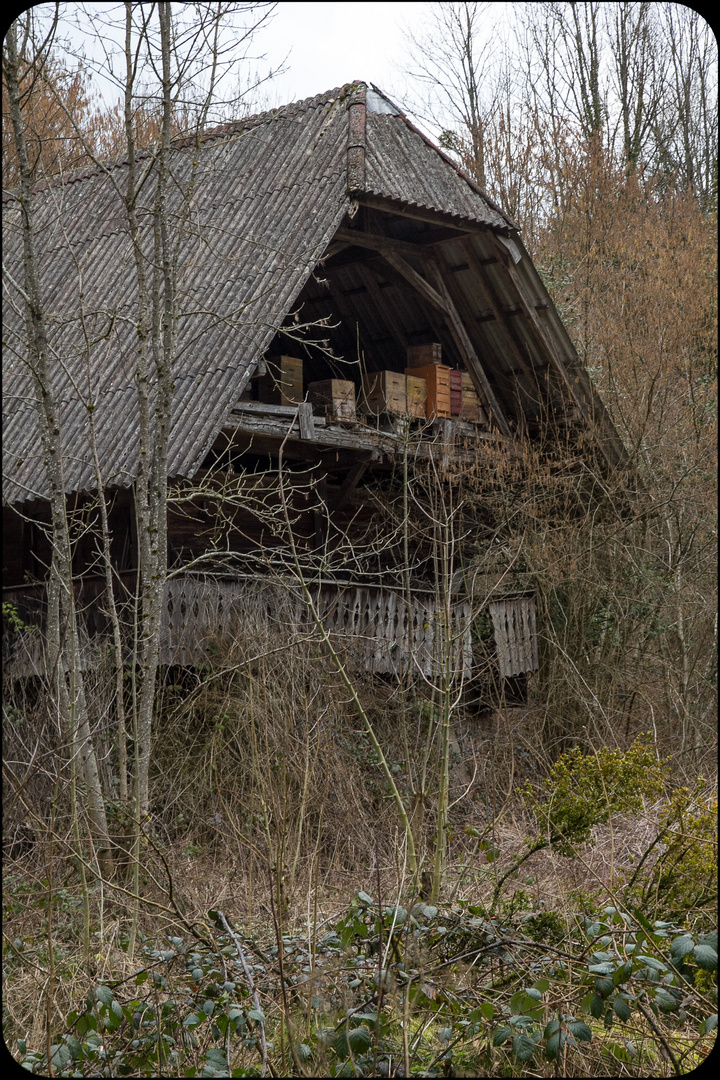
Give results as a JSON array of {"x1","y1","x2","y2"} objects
[
  {"x1": 405, "y1": 375, "x2": 427, "y2": 418},
  {"x1": 257, "y1": 355, "x2": 303, "y2": 406},
  {"x1": 307, "y1": 379, "x2": 356, "y2": 421},
  {"x1": 449, "y1": 370, "x2": 463, "y2": 415},
  {"x1": 405, "y1": 342, "x2": 450, "y2": 419},
  {"x1": 405, "y1": 364, "x2": 451, "y2": 418},
  {"x1": 362, "y1": 371, "x2": 407, "y2": 415},
  {"x1": 361, "y1": 371, "x2": 427, "y2": 418},
  {"x1": 460, "y1": 372, "x2": 485, "y2": 422}
]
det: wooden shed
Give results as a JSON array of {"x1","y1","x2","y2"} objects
[{"x1": 2, "y1": 82, "x2": 626, "y2": 696}]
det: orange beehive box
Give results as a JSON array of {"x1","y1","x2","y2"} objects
[{"x1": 406, "y1": 364, "x2": 451, "y2": 419}]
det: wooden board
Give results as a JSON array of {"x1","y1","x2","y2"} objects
[
  {"x1": 308, "y1": 379, "x2": 356, "y2": 421},
  {"x1": 460, "y1": 372, "x2": 483, "y2": 421},
  {"x1": 449, "y1": 369, "x2": 463, "y2": 415},
  {"x1": 407, "y1": 342, "x2": 442, "y2": 367},
  {"x1": 405, "y1": 375, "x2": 427, "y2": 419},
  {"x1": 488, "y1": 596, "x2": 539, "y2": 678},
  {"x1": 361, "y1": 370, "x2": 408, "y2": 415},
  {"x1": 405, "y1": 364, "x2": 451, "y2": 419},
  {"x1": 257, "y1": 355, "x2": 303, "y2": 406}
]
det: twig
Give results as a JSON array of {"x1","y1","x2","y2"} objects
[
  {"x1": 634, "y1": 998, "x2": 682, "y2": 1076},
  {"x1": 217, "y1": 910, "x2": 267, "y2": 1078}
]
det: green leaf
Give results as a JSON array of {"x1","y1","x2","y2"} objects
[
  {"x1": 192, "y1": 968, "x2": 204, "y2": 981},
  {"x1": 606, "y1": 1039, "x2": 635, "y2": 1061},
  {"x1": 183, "y1": 1013, "x2": 201, "y2": 1027},
  {"x1": 422, "y1": 905, "x2": 438, "y2": 919},
  {"x1": 545, "y1": 1031, "x2": 563, "y2": 1060},
  {"x1": 588, "y1": 962, "x2": 615, "y2": 975},
  {"x1": 636, "y1": 955, "x2": 667, "y2": 971},
  {"x1": 512, "y1": 1032, "x2": 536, "y2": 1061},
  {"x1": 492, "y1": 1025, "x2": 512, "y2": 1046},
  {"x1": 248, "y1": 1008, "x2": 265, "y2": 1023},
  {"x1": 111, "y1": 999, "x2": 123, "y2": 1020},
  {"x1": 135, "y1": 971, "x2": 148, "y2": 986},
  {"x1": 205, "y1": 1047, "x2": 228, "y2": 1069},
  {"x1": 613, "y1": 996, "x2": 631, "y2": 1021},
  {"x1": 202, "y1": 1000, "x2": 215, "y2": 1016},
  {"x1": 50, "y1": 1044, "x2": 71, "y2": 1070},
  {"x1": 698, "y1": 932, "x2": 718, "y2": 952},
  {"x1": 655, "y1": 989, "x2": 679, "y2": 1013},
  {"x1": 95, "y1": 985, "x2": 114, "y2": 1007},
  {"x1": 670, "y1": 935, "x2": 695, "y2": 964},
  {"x1": 480, "y1": 1002, "x2": 494, "y2": 1020},
  {"x1": 357, "y1": 891, "x2": 374, "y2": 906},
  {"x1": 701, "y1": 1014, "x2": 718, "y2": 1034},
  {"x1": 594, "y1": 977, "x2": 614, "y2": 997},
  {"x1": 693, "y1": 944, "x2": 718, "y2": 972},
  {"x1": 526, "y1": 987, "x2": 542, "y2": 1000},
  {"x1": 633, "y1": 908, "x2": 654, "y2": 934},
  {"x1": 65, "y1": 1035, "x2": 82, "y2": 1059},
  {"x1": 589, "y1": 994, "x2": 605, "y2": 1019},
  {"x1": 348, "y1": 1027, "x2": 371, "y2": 1053},
  {"x1": 568, "y1": 1021, "x2": 592, "y2": 1042}
]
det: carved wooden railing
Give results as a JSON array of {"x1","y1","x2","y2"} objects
[{"x1": 4, "y1": 574, "x2": 475, "y2": 682}]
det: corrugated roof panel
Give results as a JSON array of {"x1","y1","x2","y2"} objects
[
  {"x1": 365, "y1": 113, "x2": 509, "y2": 231},
  {"x1": 3, "y1": 90, "x2": 350, "y2": 502}
]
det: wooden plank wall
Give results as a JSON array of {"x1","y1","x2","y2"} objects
[{"x1": 488, "y1": 596, "x2": 538, "y2": 678}]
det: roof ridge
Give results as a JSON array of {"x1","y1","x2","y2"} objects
[{"x1": 2, "y1": 82, "x2": 365, "y2": 204}]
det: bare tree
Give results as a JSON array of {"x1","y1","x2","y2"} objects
[
  {"x1": 3, "y1": 13, "x2": 113, "y2": 877},
  {"x1": 3, "y1": 2, "x2": 281, "y2": 902},
  {"x1": 403, "y1": 1, "x2": 500, "y2": 188}
]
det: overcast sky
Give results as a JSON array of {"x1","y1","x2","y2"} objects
[
  {"x1": 49, "y1": 2, "x2": 452, "y2": 135},
  {"x1": 257, "y1": 1, "x2": 421, "y2": 109}
]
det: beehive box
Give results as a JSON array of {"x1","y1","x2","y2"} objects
[
  {"x1": 449, "y1": 370, "x2": 463, "y2": 415},
  {"x1": 406, "y1": 364, "x2": 451, "y2": 418},
  {"x1": 257, "y1": 355, "x2": 303, "y2": 406},
  {"x1": 406, "y1": 342, "x2": 442, "y2": 368},
  {"x1": 308, "y1": 379, "x2": 356, "y2": 421},
  {"x1": 460, "y1": 372, "x2": 484, "y2": 422},
  {"x1": 361, "y1": 371, "x2": 409, "y2": 415},
  {"x1": 405, "y1": 375, "x2": 427, "y2": 419}
]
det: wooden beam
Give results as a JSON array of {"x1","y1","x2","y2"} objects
[
  {"x1": 334, "y1": 459, "x2": 370, "y2": 510},
  {"x1": 298, "y1": 401, "x2": 315, "y2": 440},
  {"x1": 458, "y1": 238, "x2": 540, "y2": 391},
  {"x1": 375, "y1": 248, "x2": 450, "y2": 315},
  {"x1": 334, "y1": 226, "x2": 427, "y2": 259},
  {"x1": 493, "y1": 237, "x2": 626, "y2": 466},
  {"x1": 426, "y1": 261, "x2": 513, "y2": 439},
  {"x1": 355, "y1": 194, "x2": 482, "y2": 234}
]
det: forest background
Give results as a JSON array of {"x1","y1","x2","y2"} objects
[{"x1": 2, "y1": 3, "x2": 717, "y2": 1077}]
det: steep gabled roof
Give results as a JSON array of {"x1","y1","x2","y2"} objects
[{"x1": 2, "y1": 81, "x2": 624, "y2": 505}]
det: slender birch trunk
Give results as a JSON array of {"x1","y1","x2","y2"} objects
[{"x1": 4, "y1": 21, "x2": 112, "y2": 877}]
